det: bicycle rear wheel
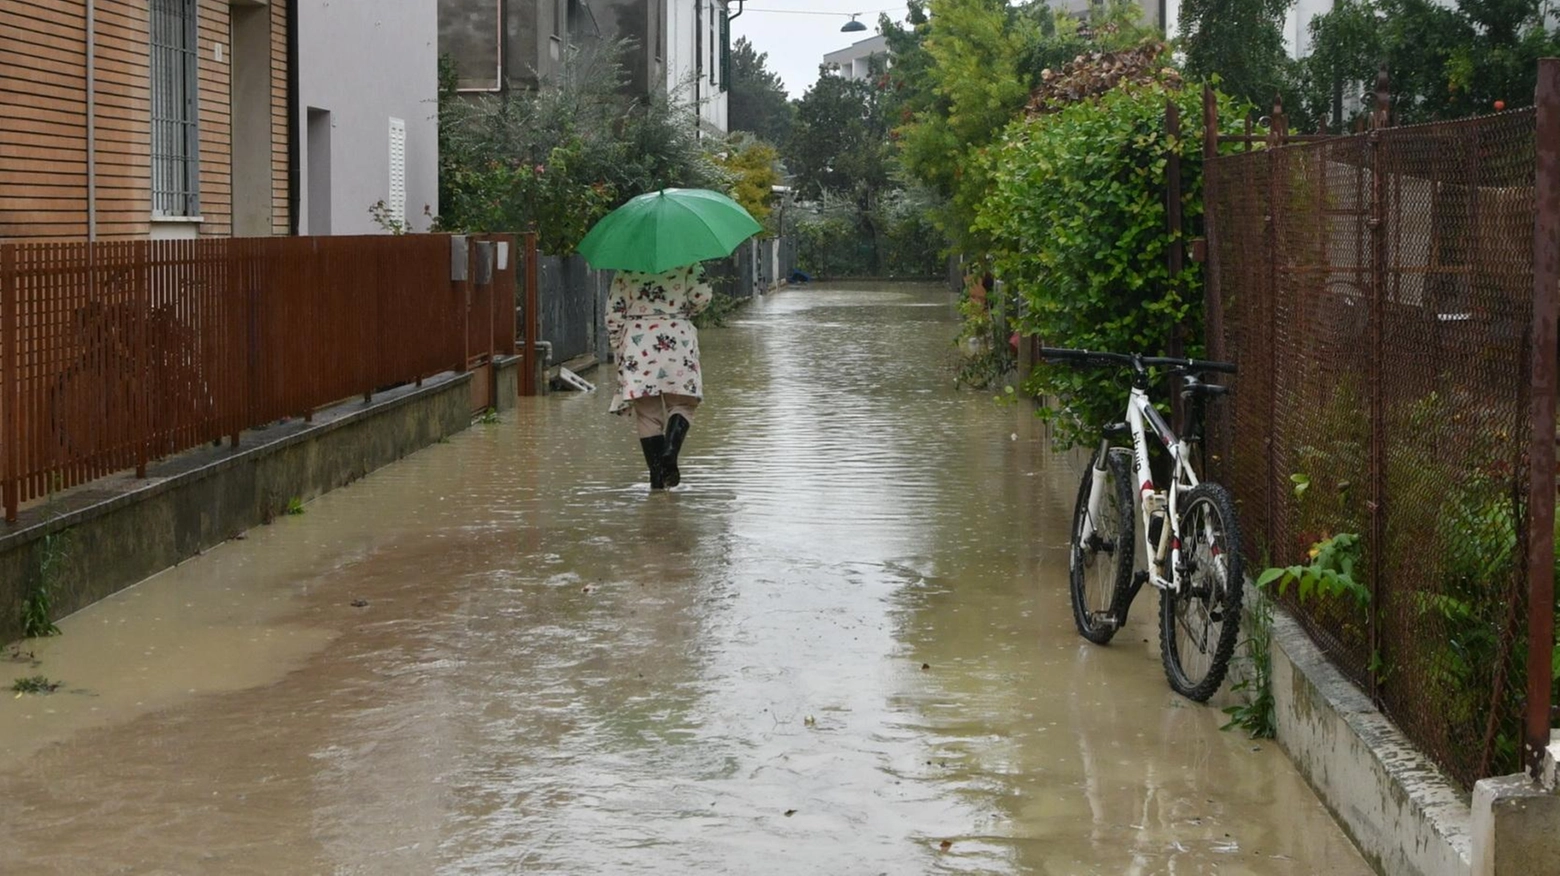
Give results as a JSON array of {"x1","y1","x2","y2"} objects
[
  {"x1": 1160, "y1": 482, "x2": 1243, "y2": 701},
  {"x1": 1069, "y1": 447, "x2": 1134, "y2": 644}
]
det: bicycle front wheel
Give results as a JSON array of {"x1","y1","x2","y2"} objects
[
  {"x1": 1160, "y1": 482, "x2": 1243, "y2": 701},
  {"x1": 1069, "y1": 447, "x2": 1134, "y2": 644}
]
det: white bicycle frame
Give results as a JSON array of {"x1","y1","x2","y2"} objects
[{"x1": 1078, "y1": 385, "x2": 1200, "y2": 593}]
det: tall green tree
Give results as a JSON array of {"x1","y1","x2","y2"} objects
[
  {"x1": 786, "y1": 68, "x2": 897, "y2": 272},
  {"x1": 1302, "y1": 0, "x2": 1560, "y2": 125},
  {"x1": 1178, "y1": 0, "x2": 1296, "y2": 110},
  {"x1": 894, "y1": 0, "x2": 1035, "y2": 251},
  {"x1": 889, "y1": 0, "x2": 1154, "y2": 253},
  {"x1": 727, "y1": 37, "x2": 794, "y2": 145}
]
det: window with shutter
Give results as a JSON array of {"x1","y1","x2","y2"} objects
[{"x1": 388, "y1": 118, "x2": 407, "y2": 230}]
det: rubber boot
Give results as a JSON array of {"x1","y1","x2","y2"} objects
[
  {"x1": 662, "y1": 414, "x2": 690, "y2": 488},
  {"x1": 640, "y1": 435, "x2": 667, "y2": 490}
]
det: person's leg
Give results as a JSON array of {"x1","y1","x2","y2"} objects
[
  {"x1": 661, "y1": 394, "x2": 700, "y2": 487},
  {"x1": 633, "y1": 395, "x2": 667, "y2": 438},
  {"x1": 664, "y1": 394, "x2": 700, "y2": 424},
  {"x1": 633, "y1": 397, "x2": 668, "y2": 489}
]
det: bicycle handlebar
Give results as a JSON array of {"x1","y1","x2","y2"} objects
[{"x1": 1039, "y1": 347, "x2": 1237, "y2": 374}]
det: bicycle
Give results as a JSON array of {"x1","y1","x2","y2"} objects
[{"x1": 1041, "y1": 347, "x2": 1242, "y2": 702}]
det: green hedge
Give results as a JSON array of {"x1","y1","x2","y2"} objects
[{"x1": 977, "y1": 83, "x2": 1249, "y2": 448}]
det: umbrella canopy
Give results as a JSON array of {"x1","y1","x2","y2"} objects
[{"x1": 576, "y1": 188, "x2": 762, "y2": 274}]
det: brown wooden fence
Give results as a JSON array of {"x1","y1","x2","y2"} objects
[{"x1": 1, "y1": 233, "x2": 520, "y2": 524}]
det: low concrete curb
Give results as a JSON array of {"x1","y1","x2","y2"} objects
[
  {"x1": 1270, "y1": 607, "x2": 1473, "y2": 876},
  {"x1": 2, "y1": 359, "x2": 518, "y2": 646}
]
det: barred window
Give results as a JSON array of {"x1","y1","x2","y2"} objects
[{"x1": 150, "y1": 0, "x2": 200, "y2": 217}]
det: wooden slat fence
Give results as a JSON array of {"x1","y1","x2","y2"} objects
[{"x1": 1, "y1": 233, "x2": 516, "y2": 523}]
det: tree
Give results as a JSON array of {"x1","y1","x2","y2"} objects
[
  {"x1": 435, "y1": 40, "x2": 728, "y2": 252},
  {"x1": 894, "y1": 0, "x2": 1034, "y2": 219},
  {"x1": 1178, "y1": 0, "x2": 1296, "y2": 111},
  {"x1": 727, "y1": 37, "x2": 794, "y2": 145},
  {"x1": 1301, "y1": 0, "x2": 1560, "y2": 125},
  {"x1": 889, "y1": 0, "x2": 1156, "y2": 253},
  {"x1": 786, "y1": 68, "x2": 897, "y2": 273},
  {"x1": 713, "y1": 134, "x2": 781, "y2": 227}
]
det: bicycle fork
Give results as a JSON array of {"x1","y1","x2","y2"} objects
[{"x1": 1077, "y1": 442, "x2": 1112, "y2": 548}]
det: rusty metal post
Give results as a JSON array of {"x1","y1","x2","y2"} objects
[
  {"x1": 228, "y1": 240, "x2": 244, "y2": 446},
  {"x1": 1202, "y1": 86, "x2": 1225, "y2": 365},
  {"x1": 1371, "y1": 64, "x2": 1392, "y2": 130},
  {"x1": 521, "y1": 232, "x2": 540, "y2": 397},
  {"x1": 134, "y1": 241, "x2": 150, "y2": 478},
  {"x1": 1525, "y1": 56, "x2": 1559, "y2": 778},
  {"x1": 458, "y1": 247, "x2": 471, "y2": 375},
  {"x1": 3, "y1": 245, "x2": 17, "y2": 523},
  {"x1": 1166, "y1": 99, "x2": 1186, "y2": 431},
  {"x1": 1265, "y1": 115, "x2": 1282, "y2": 567},
  {"x1": 1366, "y1": 125, "x2": 1387, "y2": 705},
  {"x1": 1268, "y1": 93, "x2": 1289, "y2": 147}
]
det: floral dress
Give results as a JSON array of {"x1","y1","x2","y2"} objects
[{"x1": 607, "y1": 263, "x2": 713, "y2": 414}]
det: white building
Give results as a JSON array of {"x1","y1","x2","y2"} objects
[
  {"x1": 298, "y1": 0, "x2": 440, "y2": 235},
  {"x1": 1055, "y1": 0, "x2": 1171, "y2": 32},
  {"x1": 822, "y1": 34, "x2": 890, "y2": 82},
  {"x1": 667, "y1": 0, "x2": 731, "y2": 135}
]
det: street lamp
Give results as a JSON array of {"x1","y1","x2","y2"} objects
[{"x1": 841, "y1": 14, "x2": 867, "y2": 32}]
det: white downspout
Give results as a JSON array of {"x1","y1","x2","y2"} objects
[{"x1": 87, "y1": 0, "x2": 97, "y2": 241}]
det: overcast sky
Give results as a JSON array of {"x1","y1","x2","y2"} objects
[{"x1": 730, "y1": 2, "x2": 913, "y2": 99}]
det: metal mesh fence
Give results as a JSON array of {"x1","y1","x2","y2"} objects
[{"x1": 1206, "y1": 109, "x2": 1549, "y2": 788}]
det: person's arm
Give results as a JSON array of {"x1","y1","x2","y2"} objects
[
  {"x1": 607, "y1": 274, "x2": 630, "y2": 352},
  {"x1": 682, "y1": 264, "x2": 714, "y2": 317}
]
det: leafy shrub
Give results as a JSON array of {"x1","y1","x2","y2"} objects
[{"x1": 976, "y1": 82, "x2": 1251, "y2": 448}]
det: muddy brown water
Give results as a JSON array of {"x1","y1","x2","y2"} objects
[{"x1": 0, "y1": 283, "x2": 1369, "y2": 875}]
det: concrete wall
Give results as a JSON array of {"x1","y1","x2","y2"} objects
[
  {"x1": 0, "y1": 365, "x2": 521, "y2": 647},
  {"x1": 299, "y1": 0, "x2": 440, "y2": 235},
  {"x1": 1269, "y1": 609, "x2": 1474, "y2": 876}
]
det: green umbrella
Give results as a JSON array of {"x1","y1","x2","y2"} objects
[{"x1": 576, "y1": 188, "x2": 763, "y2": 274}]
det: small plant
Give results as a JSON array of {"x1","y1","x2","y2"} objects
[
  {"x1": 1256, "y1": 533, "x2": 1370, "y2": 606},
  {"x1": 1222, "y1": 589, "x2": 1276, "y2": 739},
  {"x1": 12, "y1": 675, "x2": 61, "y2": 694},
  {"x1": 1224, "y1": 531, "x2": 1371, "y2": 742},
  {"x1": 285, "y1": 497, "x2": 306, "y2": 516},
  {"x1": 368, "y1": 200, "x2": 411, "y2": 235},
  {"x1": 476, "y1": 407, "x2": 501, "y2": 425},
  {"x1": 21, "y1": 533, "x2": 66, "y2": 638}
]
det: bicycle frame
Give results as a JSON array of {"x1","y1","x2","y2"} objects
[{"x1": 1079, "y1": 386, "x2": 1200, "y2": 594}]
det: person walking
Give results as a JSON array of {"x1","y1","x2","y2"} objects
[{"x1": 607, "y1": 263, "x2": 713, "y2": 490}]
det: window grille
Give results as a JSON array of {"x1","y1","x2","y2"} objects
[{"x1": 150, "y1": 0, "x2": 200, "y2": 217}]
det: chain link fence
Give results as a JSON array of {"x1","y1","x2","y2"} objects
[{"x1": 1205, "y1": 105, "x2": 1555, "y2": 788}]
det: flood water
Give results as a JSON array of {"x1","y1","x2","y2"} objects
[{"x1": 0, "y1": 283, "x2": 1370, "y2": 875}]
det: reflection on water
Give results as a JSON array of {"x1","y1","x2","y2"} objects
[{"x1": 0, "y1": 282, "x2": 1369, "y2": 874}]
